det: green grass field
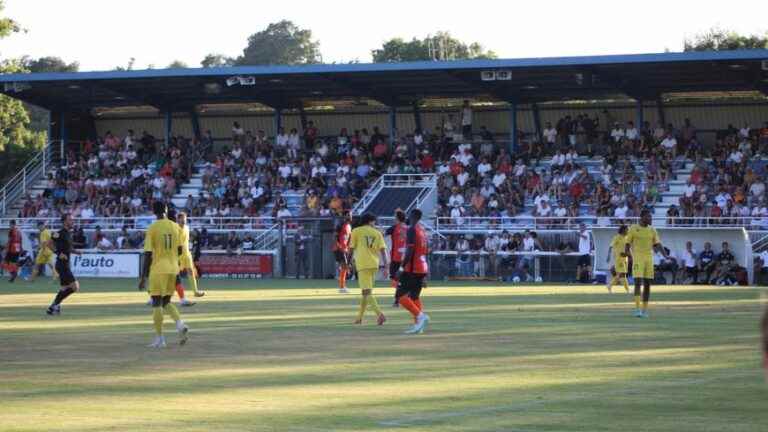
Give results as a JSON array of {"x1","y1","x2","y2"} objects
[{"x1": 1, "y1": 278, "x2": 768, "y2": 432}]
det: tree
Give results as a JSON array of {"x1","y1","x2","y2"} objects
[
  {"x1": 114, "y1": 57, "x2": 136, "y2": 71},
  {"x1": 684, "y1": 27, "x2": 768, "y2": 51},
  {"x1": 0, "y1": 1, "x2": 46, "y2": 156},
  {"x1": 21, "y1": 56, "x2": 79, "y2": 73},
  {"x1": 201, "y1": 53, "x2": 235, "y2": 68},
  {"x1": 236, "y1": 20, "x2": 321, "y2": 65},
  {"x1": 372, "y1": 31, "x2": 497, "y2": 62},
  {"x1": 166, "y1": 60, "x2": 189, "y2": 69}
]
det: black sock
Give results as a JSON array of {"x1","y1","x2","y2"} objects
[
  {"x1": 52, "y1": 287, "x2": 75, "y2": 306},
  {"x1": 642, "y1": 281, "x2": 651, "y2": 303}
]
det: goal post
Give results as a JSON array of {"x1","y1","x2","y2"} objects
[{"x1": 592, "y1": 226, "x2": 753, "y2": 284}]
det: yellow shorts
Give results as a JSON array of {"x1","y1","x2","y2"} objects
[
  {"x1": 357, "y1": 268, "x2": 376, "y2": 290},
  {"x1": 35, "y1": 250, "x2": 53, "y2": 265},
  {"x1": 613, "y1": 257, "x2": 628, "y2": 274},
  {"x1": 632, "y1": 256, "x2": 654, "y2": 279},
  {"x1": 149, "y1": 273, "x2": 177, "y2": 297}
]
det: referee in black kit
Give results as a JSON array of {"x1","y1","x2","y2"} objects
[{"x1": 46, "y1": 214, "x2": 82, "y2": 316}]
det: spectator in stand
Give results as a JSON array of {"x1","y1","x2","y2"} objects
[
  {"x1": 678, "y1": 241, "x2": 698, "y2": 284},
  {"x1": 460, "y1": 100, "x2": 473, "y2": 139},
  {"x1": 698, "y1": 242, "x2": 716, "y2": 284},
  {"x1": 225, "y1": 231, "x2": 241, "y2": 256},
  {"x1": 655, "y1": 247, "x2": 678, "y2": 284},
  {"x1": 303, "y1": 120, "x2": 318, "y2": 151},
  {"x1": 713, "y1": 241, "x2": 737, "y2": 285},
  {"x1": 96, "y1": 233, "x2": 114, "y2": 251},
  {"x1": 660, "y1": 131, "x2": 677, "y2": 159},
  {"x1": 455, "y1": 235, "x2": 472, "y2": 277}
]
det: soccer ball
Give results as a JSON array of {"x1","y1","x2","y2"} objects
[
  {"x1": 512, "y1": 276, "x2": 521, "y2": 283},
  {"x1": 535, "y1": 276, "x2": 543, "y2": 283}
]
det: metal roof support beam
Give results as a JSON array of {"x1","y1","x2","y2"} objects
[
  {"x1": 273, "y1": 108, "x2": 283, "y2": 137},
  {"x1": 635, "y1": 99, "x2": 644, "y2": 129},
  {"x1": 656, "y1": 99, "x2": 666, "y2": 126},
  {"x1": 531, "y1": 103, "x2": 542, "y2": 144},
  {"x1": 389, "y1": 106, "x2": 397, "y2": 146},
  {"x1": 412, "y1": 102, "x2": 423, "y2": 133},
  {"x1": 164, "y1": 110, "x2": 173, "y2": 147},
  {"x1": 298, "y1": 107, "x2": 308, "y2": 131},
  {"x1": 190, "y1": 110, "x2": 201, "y2": 140},
  {"x1": 508, "y1": 101, "x2": 518, "y2": 155},
  {"x1": 59, "y1": 110, "x2": 68, "y2": 162}
]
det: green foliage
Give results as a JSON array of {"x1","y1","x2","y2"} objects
[
  {"x1": 0, "y1": 0, "x2": 20, "y2": 38},
  {"x1": 372, "y1": 31, "x2": 497, "y2": 62},
  {"x1": 21, "y1": 55, "x2": 79, "y2": 73},
  {"x1": 114, "y1": 57, "x2": 136, "y2": 71},
  {"x1": 684, "y1": 27, "x2": 768, "y2": 51},
  {"x1": 201, "y1": 53, "x2": 235, "y2": 68},
  {"x1": 236, "y1": 20, "x2": 321, "y2": 65},
  {"x1": 166, "y1": 60, "x2": 189, "y2": 69}
]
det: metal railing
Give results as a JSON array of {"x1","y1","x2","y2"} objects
[
  {"x1": 1, "y1": 141, "x2": 58, "y2": 216},
  {"x1": 351, "y1": 175, "x2": 384, "y2": 215},
  {"x1": 434, "y1": 216, "x2": 768, "y2": 232},
  {"x1": 352, "y1": 173, "x2": 438, "y2": 216}
]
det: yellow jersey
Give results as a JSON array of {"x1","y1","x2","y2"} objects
[
  {"x1": 626, "y1": 224, "x2": 660, "y2": 259},
  {"x1": 144, "y1": 219, "x2": 181, "y2": 275},
  {"x1": 178, "y1": 224, "x2": 192, "y2": 258},
  {"x1": 39, "y1": 228, "x2": 52, "y2": 253},
  {"x1": 349, "y1": 225, "x2": 386, "y2": 271},
  {"x1": 610, "y1": 234, "x2": 628, "y2": 262}
]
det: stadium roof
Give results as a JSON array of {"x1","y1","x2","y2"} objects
[{"x1": 1, "y1": 50, "x2": 767, "y2": 112}]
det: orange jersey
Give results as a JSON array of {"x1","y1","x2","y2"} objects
[
  {"x1": 7, "y1": 228, "x2": 21, "y2": 253},
  {"x1": 386, "y1": 222, "x2": 407, "y2": 262},
  {"x1": 404, "y1": 223, "x2": 429, "y2": 274},
  {"x1": 334, "y1": 222, "x2": 351, "y2": 252}
]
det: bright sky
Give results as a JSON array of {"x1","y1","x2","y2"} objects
[{"x1": 1, "y1": 0, "x2": 767, "y2": 71}]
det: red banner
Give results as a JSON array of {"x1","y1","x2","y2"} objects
[{"x1": 197, "y1": 254, "x2": 273, "y2": 278}]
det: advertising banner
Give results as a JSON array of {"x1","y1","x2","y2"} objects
[
  {"x1": 71, "y1": 253, "x2": 140, "y2": 278},
  {"x1": 197, "y1": 254, "x2": 273, "y2": 279}
]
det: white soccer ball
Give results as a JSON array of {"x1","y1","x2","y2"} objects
[
  {"x1": 512, "y1": 276, "x2": 521, "y2": 283},
  {"x1": 535, "y1": 276, "x2": 543, "y2": 283}
]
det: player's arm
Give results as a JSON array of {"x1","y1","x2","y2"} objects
[
  {"x1": 377, "y1": 232, "x2": 388, "y2": 269},
  {"x1": 138, "y1": 228, "x2": 153, "y2": 291}
]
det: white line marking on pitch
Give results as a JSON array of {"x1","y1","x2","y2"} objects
[{"x1": 379, "y1": 372, "x2": 753, "y2": 427}]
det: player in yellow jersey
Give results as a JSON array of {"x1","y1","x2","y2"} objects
[
  {"x1": 177, "y1": 212, "x2": 204, "y2": 299},
  {"x1": 624, "y1": 209, "x2": 669, "y2": 318},
  {"x1": 605, "y1": 225, "x2": 630, "y2": 294},
  {"x1": 349, "y1": 213, "x2": 388, "y2": 326},
  {"x1": 138, "y1": 201, "x2": 189, "y2": 348},
  {"x1": 29, "y1": 221, "x2": 58, "y2": 281}
]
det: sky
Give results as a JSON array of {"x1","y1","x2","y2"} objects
[{"x1": 1, "y1": 0, "x2": 767, "y2": 72}]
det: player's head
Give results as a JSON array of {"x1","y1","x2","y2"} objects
[
  {"x1": 61, "y1": 213, "x2": 73, "y2": 229},
  {"x1": 167, "y1": 207, "x2": 177, "y2": 222},
  {"x1": 640, "y1": 209, "x2": 652, "y2": 226},
  {"x1": 152, "y1": 201, "x2": 167, "y2": 218},
  {"x1": 37, "y1": 221, "x2": 45, "y2": 230},
  {"x1": 409, "y1": 208, "x2": 423, "y2": 224},
  {"x1": 361, "y1": 213, "x2": 377, "y2": 226},
  {"x1": 177, "y1": 211, "x2": 187, "y2": 226},
  {"x1": 395, "y1": 209, "x2": 406, "y2": 223},
  {"x1": 618, "y1": 224, "x2": 628, "y2": 235},
  {"x1": 9, "y1": 219, "x2": 15, "y2": 227}
]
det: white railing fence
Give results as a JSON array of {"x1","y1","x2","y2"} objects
[{"x1": 1, "y1": 141, "x2": 58, "y2": 216}]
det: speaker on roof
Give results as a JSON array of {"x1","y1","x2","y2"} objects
[
  {"x1": 226, "y1": 76, "x2": 240, "y2": 87},
  {"x1": 495, "y1": 70, "x2": 512, "y2": 81},
  {"x1": 239, "y1": 76, "x2": 256, "y2": 86},
  {"x1": 480, "y1": 71, "x2": 496, "y2": 81}
]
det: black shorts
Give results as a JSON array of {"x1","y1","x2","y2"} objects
[
  {"x1": 4, "y1": 252, "x2": 19, "y2": 264},
  {"x1": 578, "y1": 254, "x2": 591, "y2": 267},
  {"x1": 395, "y1": 272, "x2": 426, "y2": 300},
  {"x1": 55, "y1": 260, "x2": 76, "y2": 287},
  {"x1": 389, "y1": 261, "x2": 401, "y2": 280},
  {"x1": 334, "y1": 250, "x2": 349, "y2": 266}
]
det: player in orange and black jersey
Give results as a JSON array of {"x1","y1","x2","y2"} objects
[
  {"x1": 395, "y1": 209, "x2": 431, "y2": 334},
  {"x1": 333, "y1": 212, "x2": 352, "y2": 293},
  {"x1": 385, "y1": 209, "x2": 407, "y2": 306}
]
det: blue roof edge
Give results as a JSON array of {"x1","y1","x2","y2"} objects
[{"x1": 1, "y1": 49, "x2": 767, "y2": 83}]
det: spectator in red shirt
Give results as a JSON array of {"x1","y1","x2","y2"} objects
[{"x1": 420, "y1": 151, "x2": 435, "y2": 172}]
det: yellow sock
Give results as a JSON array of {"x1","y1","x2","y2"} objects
[
  {"x1": 163, "y1": 303, "x2": 182, "y2": 323},
  {"x1": 642, "y1": 301, "x2": 648, "y2": 312},
  {"x1": 152, "y1": 307, "x2": 164, "y2": 336},
  {"x1": 356, "y1": 296, "x2": 368, "y2": 321},
  {"x1": 189, "y1": 271, "x2": 199, "y2": 294},
  {"x1": 367, "y1": 295, "x2": 382, "y2": 315},
  {"x1": 634, "y1": 295, "x2": 641, "y2": 309},
  {"x1": 621, "y1": 278, "x2": 630, "y2": 293}
]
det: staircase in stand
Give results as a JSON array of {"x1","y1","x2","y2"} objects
[{"x1": 352, "y1": 174, "x2": 437, "y2": 217}]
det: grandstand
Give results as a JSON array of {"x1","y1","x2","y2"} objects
[{"x1": 1, "y1": 50, "x2": 768, "y2": 282}]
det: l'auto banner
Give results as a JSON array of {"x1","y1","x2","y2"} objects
[
  {"x1": 198, "y1": 254, "x2": 273, "y2": 278},
  {"x1": 71, "y1": 253, "x2": 140, "y2": 278}
]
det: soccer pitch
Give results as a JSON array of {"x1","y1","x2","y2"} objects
[{"x1": 1, "y1": 279, "x2": 767, "y2": 432}]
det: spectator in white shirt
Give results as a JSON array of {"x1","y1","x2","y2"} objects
[
  {"x1": 660, "y1": 132, "x2": 677, "y2": 157},
  {"x1": 728, "y1": 149, "x2": 744, "y2": 165},
  {"x1": 625, "y1": 121, "x2": 639, "y2": 141},
  {"x1": 276, "y1": 127, "x2": 289, "y2": 154},
  {"x1": 484, "y1": 234, "x2": 501, "y2": 277},
  {"x1": 614, "y1": 202, "x2": 629, "y2": 220},
  {"x1": 448, "y1": 189, "x2": 465, "y2": 208},
  {"x1": 543, "y1": 122, "x2": 557, "y2": 145},
  {"x1": 610, "y1": 123, "x2": 625, "y2": 143},
  {"x1": 477, "y1": 158, "x2": 492, "y2": 178},
  {"x1": 492, "y1": 171, "x2": 507, "y2": 188},
  {"x1": 739, "y1": 122, "x2": 750, "y2": 140},
  {"x1": 534, "y1": 199, "x2": 552, "y2": 218},
  {"x1": 287, "y1": 128, "x2": 300, "y2": 159},
  {"x1": 460, "y1": 100, "x2": 473, "y2": 139},
  {"x1": 576, "y1": 224, "x2": 592, "y2": 282},
  {"x1": 552, "y1": 150, "x2": 566, "y2": 167},
  {"x1": 456, "y1": 170, "x2": 470, "y2": 188},
  {"x1": 678, "y1": 241, "x2": 698, "y2": 283},
  {"x1": 96, "y1": 235, "x2": 114, "y2": 251}
]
